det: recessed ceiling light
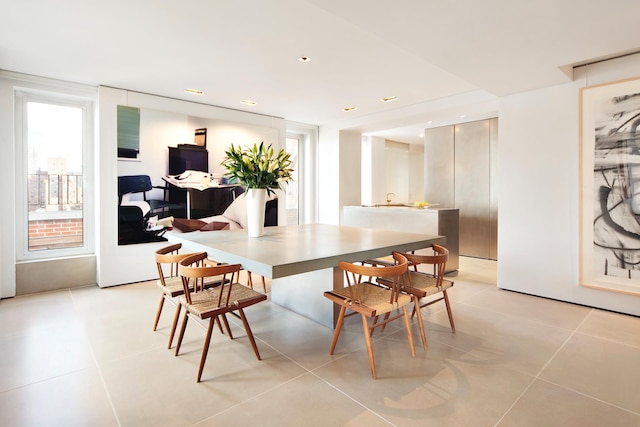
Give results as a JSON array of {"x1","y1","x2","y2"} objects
[
  {"x1": 184, "y1": 88, "x2": 204, "y2": 95},
  {"x1": 241, "y1": 100, "x2": 257, "y2": 106},
  {"x1": 460, "y1": 114, "x2": 466, "y2": 118},
  {"x1": 343, "y1": 106, "x2": 357, "y2": 112},
  {"x1": 298, "y1": 56, "x2": 311, "y2": 62},
  {"x1": 381, "y1": 96, "x2": 398, "y2": 102},
  {"x1": 427, "y1": 120, "x2": 433, "y2": 124}
]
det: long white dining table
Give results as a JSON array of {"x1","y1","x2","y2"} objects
[{"x1": 166, "y1": 224, "x2": 445, "y2": 328}]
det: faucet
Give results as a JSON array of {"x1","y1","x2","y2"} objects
[{"x1": 386, "y1": 192, "x2": 395, "y2": 205}]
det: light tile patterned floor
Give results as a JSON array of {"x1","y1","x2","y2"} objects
[{"x1": 1, "y1": 257, "x2": 639, "y2": 426}]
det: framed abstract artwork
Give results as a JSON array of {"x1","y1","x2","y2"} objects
[
  {"x1": 117, "y1": 105, "x2": 141, "y2": 160},
  {"x1": 580, "y1": 76, "x2": 640, "y2": 295}
]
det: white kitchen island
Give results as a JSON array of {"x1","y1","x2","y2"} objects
[{"x1": 343, "y1": 205, "x2": 459, "y2": 272}]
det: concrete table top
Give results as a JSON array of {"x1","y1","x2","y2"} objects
[{"x1": 166, "y1": 223, "x2": 445, "y2": 278}]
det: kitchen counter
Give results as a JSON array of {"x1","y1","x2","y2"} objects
[{"x1": 342, "y1": 205, "x2": 459, "y2": 272}]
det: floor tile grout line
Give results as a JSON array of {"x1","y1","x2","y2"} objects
[
  {"x1": 536, "y1": 377, "x2": 640, "y2": 417},
  {"x1": 191, "y1": 371, "x2": 311, "y2": 426},
  {"x1": 531, "y1": 308, "x2": 593, "y2": 380},
  {"x1": 443, "y1": 299, "x2": 587, "y2": 335},
  {"x1": 492, "y1": 376, "x2": 538, "y2": 426},
  {"x1": 526, "y1": 309, "x2": 640, "y2": 417},
  {"x1": 493, "y1": 308, "x2": 597, "y2": 425},
  {"x1": 492, "y1": 294, "x2": 586, "y2": 425},
  {"x1": 188, "y1": 323, "x2": 371, "y2": 425},
  {"x1": 307, "y1": 370, "x2": 397, "y2": 427},
  {"x1": 68, "y1": 288, "x2": 122, "y2": 427},
  {"x1": 0, "y1": 367, "x2": 90, "y2": 395},
  {"x1": 200, "y1": 310, "x2": 397, "y2": 425}
]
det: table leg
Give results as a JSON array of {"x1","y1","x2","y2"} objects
[
  {"x1": 270, "y1": 267, "x2": 344, "y2": 329},
  {"x1": 186, "y1": 189, "x2": 192, "y2": 219}
]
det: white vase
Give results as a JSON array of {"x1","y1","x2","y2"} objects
[{"x1": 245, "y1": 188, "x2": 266, "y2": 237}]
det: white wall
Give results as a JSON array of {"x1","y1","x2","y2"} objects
[
  {"x1": 361, "y1": 135, "x2": 386, "y2": 206},
  {"x1": 409, "y1": 144, "x2": 424, "y2": 202},
  {"x1": 385, "y1": 140, "x2": 410, "y2": 203},
  {"x1": 317, "y1": 128, "x2": 362, "y2": 224},
  {"x1": 498, "y1": 53, "x2": 640, "y2": 316},
  {"x1": 362, "y1": 137, "x2": 423, "y2": 206},
  {"x1": 318, "y1": 126, "x2": 340, "y2": 224},
  {"x1": 98, "y1": 87, "x2": 286, "y2": 287},
  {"x1": 338, "y1": 130, "x2": 362, "y2": 222}
]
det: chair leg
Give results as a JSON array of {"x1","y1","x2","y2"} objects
[
  {"x1": 220, "y1": 314, "x2": 234, "y2": 339},
  {"x1": 214, "y1": 315, "x2": 224, "y2": 334},
  {"x1": 174, "y1": 311, "x2": 189, "y2": 356},
  {"x1": 361, "y1": 314, "x2": 377, "y2": 380},
  {"x1": 246, "y1": 271, "x2": 254, "y2": 289},
  {"x1": 330, "y1": 306, "x2": 347, "y2": 355},
  {"x1": 153, "y1": 294, "x2": 165, "y2": 331},
  {"x1": 168, "y1": 303, "x2": 181, "y2": 349},
  {"x1": 401, "y1": 306, "x2": 416, "y2": 357},
  {"x1": 378, "y1": 313, "x2": 390, "y2": 334},
  {"x1": 443, "y1": 290, "x2": 456, "y2": 332},
  {"x1": 413, "y1": 296, "x2": 428, "y2": 350},
  {"x1": 237, "y1": 308, "x2": 261, "y2": 360},
  {"x1": 197, "y1": 318, "x2": 215, "y2": 383},
  {"x1": 260, "y1": 275, "x2": 267, "y2": 293}
]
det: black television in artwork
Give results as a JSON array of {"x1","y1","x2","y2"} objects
[{"x1": 168, "y1": 146, "x2": 209, "y2": 175}]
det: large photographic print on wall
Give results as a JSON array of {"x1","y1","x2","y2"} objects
[{"x1": 580, "y1": 76, "x2": 640, "y2": 295}]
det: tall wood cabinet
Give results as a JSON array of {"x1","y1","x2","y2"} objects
[
  {"x1": 167, "y1": 146, "x2": 239, "y2": 219},
  {"x1": 425, "y1": 119, "x2": 498, "y2": 260}
]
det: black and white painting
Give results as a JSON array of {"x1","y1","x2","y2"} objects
[{"x1": 581, "y1": 76, "x2": 640, "y2": 295}]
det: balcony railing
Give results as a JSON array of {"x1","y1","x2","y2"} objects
[
  {"x1": 28, "y1": 172, "x2": 83, "y2": 212},
  {"x1": 27, "y1": 173, "x2": 83, "y2": 251}
]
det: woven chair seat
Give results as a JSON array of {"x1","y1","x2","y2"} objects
[
  {"x1": 404, "y1": 271, "x2": 453, "y2": 296},
  {"x1": 330, "y1": 282, "x2": 412, "y2": 315},
  {"x1": 379, "y1": 271, "x2": 453, "y2": 297},
  {"x1": 157, "y1": 275, "x2": 225, "y2": 298},
  {"x1": 179, "y1": 283, "x2": 266, "y2": 319}
]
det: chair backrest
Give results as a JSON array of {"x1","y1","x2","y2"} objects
[
  {"x1": 179, "y1": 252, "x2": 242, "y2": 306},
  {"x1": 394, "y1": 244, "x2": 448, "y2": 286},
  {"x1": 338, "y1": 253, "x2": 408, "y2": 307},
  {"x1": 155, "y1": 243, "x2": 199, "y2": 286},
  {"x1": 118, "y1": 175, "x2": 153, "y2": 197}
]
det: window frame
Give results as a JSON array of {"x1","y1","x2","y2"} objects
[
  {"x1": 286, "y1": 122, "x2": 318, "y2": 225},
  {"x1": 15, "y1": 89, "x2": 95, "y2": 261}
]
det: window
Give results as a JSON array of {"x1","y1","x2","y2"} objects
[
  {"x1": 285, "y1": 136, "x2": 300, "y2": 225},
  {"x1": 15, "y1": 91, "x2": 94, "y2": 260},
  {"x1": 286, "y1": 123, "x2": 318, "y2": 225}
]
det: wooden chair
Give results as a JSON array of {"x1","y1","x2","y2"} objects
[
  {"x1": 323, "y1": 253, "x2": 418, "y2": 379},
  {"x1": 246, "y1": 271, "x2": 267, "y2": 293},
  {"x1": 153, "y1": 244, "x2": 225, "y2": 349},
  {"x1": 175, "y1": 252, "x2": 267, "y2": 382},
  {"x1": 383, "y1": 245, "x2": 455, "y2": 347}
]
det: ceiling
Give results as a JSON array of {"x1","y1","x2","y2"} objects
[{"x1": 2, "y1": 0, "x2": 639, "y2": 145}]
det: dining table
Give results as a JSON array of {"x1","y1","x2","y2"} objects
[{"x1": 166, "y1": 223, "x2": 445, "y2": 328}]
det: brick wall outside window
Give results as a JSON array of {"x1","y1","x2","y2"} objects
[{"x1": 28, "y1": 218, "x2": 83, "y2": 250}]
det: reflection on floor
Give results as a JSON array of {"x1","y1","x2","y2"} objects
[{"x1": 1, "y1": 257, "x2": 639, "y2": 426}]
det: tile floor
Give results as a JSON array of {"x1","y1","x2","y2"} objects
[{"x1": 1, "y1": 257, "x2": 639, "y2": 426}]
